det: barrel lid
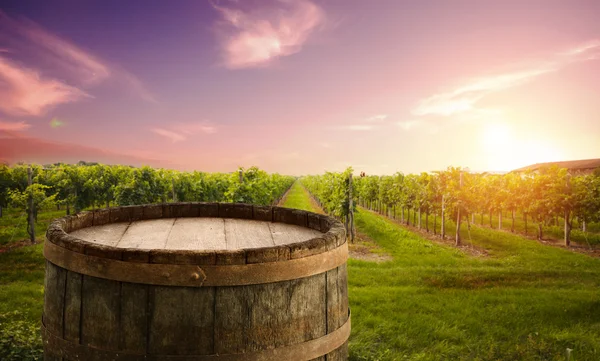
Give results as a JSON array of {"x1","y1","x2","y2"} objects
[{"x1": 46, "y1": 203, "x2": 346, "y2": 265}]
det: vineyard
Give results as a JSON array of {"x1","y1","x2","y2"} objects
[
  {"x1": 0, "y1": 163, "x2": 294, "y2": 245},
  {"x1": 1, "y1": 163, "x2": 600, "y2": 360},
  {"x1": 303, "y1": 166, "x2": 600, "y2": 248}
]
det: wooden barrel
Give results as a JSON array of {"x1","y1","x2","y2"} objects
[{"x1": 42, "y1": 203, "x2": 349, "y2": 361}]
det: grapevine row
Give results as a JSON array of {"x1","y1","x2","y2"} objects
[{"x1": 302, "y1": 166, "x2": 600, "y2": 246}]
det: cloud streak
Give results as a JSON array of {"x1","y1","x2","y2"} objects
[
  {"x1": 0, "y1": 120, "x2": 31, "y2": 131},
  {"x1": 11, "y1": 16, "x2": 111, "y2": 84},
  {"x1": 413, "y1": 40, "x2": 600, "y2": 118},
  {"x1": 0, "y1": 56, "x2": 89, "y2": 116},
  {"x1": 213, "y1": 0, "x2": 325, "y2": 69},
  {"x1": 366, "y1": 114, "x2": 388, "y2": 122},
  {"x1": 151, "y1": 122, "x2": 217, "y2": 142},
  {"x1": 0, "y1": 10, "x2": 155, "y2": 115},
  {"x1": 338, "y1": 124, "x2": 374, "y2": 131}
]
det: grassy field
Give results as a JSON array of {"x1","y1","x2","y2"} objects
[
  {"x1": 0, "y1": 243, "x2": 45, "y2": 359},
  {"x1": 0, "y1": 207, "x2": 67, "y2": 247},
  {"x1": 283, "y1": 182, "x2": 600, "y2": 361},
  {"x1": 279, "y1": 181, "x2": 323, "y2": 213},
  {"x1": 372, "y1": 206, "x2": 600, "y2": 247}
]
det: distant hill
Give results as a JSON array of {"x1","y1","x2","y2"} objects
[{"x1": 513, "y1": 158, "x2": 600, "y2": 174}]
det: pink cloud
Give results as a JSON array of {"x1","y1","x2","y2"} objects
[
  {"x1": 14, "y1": 17, "x2": 110, "y2": 84},
  {"x1": 338, "y1": 124, "x2": 374, "y2": 131},
  {"x1": 174, "y1": 122, "x2": 217, "y2": 135},
  {"x1": 0, "y1": 120, "x2": 31, "y2": 131},
  {"x1": 213, "y1": 0, "x2": 325, "y2": 69},
  {"x1": 0, "y1": 11, "x2": 155, "y2": 107},
  {"x1": 0, "y1": 56, "x2": 89, "y2": 116},
  {"x1": 0, "y1": 134, "x2": 175, "y2": 168},
  {"x1": 366, "y1": 114, "x2": 388, "y2": 122},
  {"x1": 413, "y1": 39, "x2": 600, "y2": 118},
  {"x1": 151, "y1": 128, "x2": 186, "y2": 143},
  {"x1": 151, "y1": 121, "x2": 218, "y2": 142}
]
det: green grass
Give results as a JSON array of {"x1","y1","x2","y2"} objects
[
  {"x1": 0, "y1": 208, "x2": 67, "y2": 246},
  {"x1": 280, "y1": 181, "x2": 323, "y2": 214},
  {"x1": 284, "y1": 185, "x2": 600, "y2": 361},
  {"x1": 382, "y1": 206, "x2": 600, "y2": 247},
  {"x1": 0, "y1": 207, "x2": 64, "y2": 360},
  {"x1": 0, "y1": 244, "x2": 45, "y2": 360}
]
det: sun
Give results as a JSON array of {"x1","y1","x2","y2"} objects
[
  {"x1": 482, "y1": 123, "x2": 511, "y2": 148},
  {"x1": 479, "y1": 122, "x2": 565, "y2": 171},
  {"x1": 480, "y1": 122, "x2": 518, "y2": 171}
]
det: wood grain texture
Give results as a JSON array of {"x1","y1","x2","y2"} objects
[
  {"x1": 324, "y1": 264, "x2": 349, "y2": 360},
  {"x1": 224, "y1": 218, "x2": 274, "y2": 250},
  {"x1": 214, "y1": 273, "x2": 327, "y2": 356},
  {"x1": 148, "y1": 286, "x2": 215, "y2": 355},
  {"x1": 70, "y1": 218, "x2": 323, "y2": 250},
  {"x1": 165, "y1": 218, "x2": 226, "y2": 251},
  {"x1": 43, "y1": 262, "x2": 66, "y2": 336},
  {"x1": 80, "y1": 276, "x2": 121, "y2": 349},
  {"x1": 70, "y1": 223, "x2": 129, "y2": 247},
  {"x1": 63, "y1": 271, "x2": 82, "y2": 344},
  {"x1": 270, "y1": 222, "x2": 322, "y2": 246},
  {"x1": 43, "y1": 262, "x2": 66, "y2": 361},
  {"x1": 117, "y1": 218, "x2": 174, "y2": 249},
  {"x1": 119, "y1": 283, "x2": 148, "y2": 353}
]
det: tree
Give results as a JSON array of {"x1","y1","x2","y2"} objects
[
  {"x1": 9, "y1": 184, "x2": 56, "y2": 243},
  {"x1": 115, "y1": 166, "x2": 169, "y2": 205},
  {"x1": 0, "y1": 164, "x2": 12, "y2": 217},
  {"x1": 527, "y1": 166, "x2": 564, "y2": 241}
]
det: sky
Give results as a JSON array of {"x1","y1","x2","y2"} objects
[{"x1": 0, "y1": 0, "x2": 599, "y2": 175}]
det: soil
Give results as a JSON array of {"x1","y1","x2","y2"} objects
[
  {"x1": 536, "y1": 238, "x2": 600, "y2": 258},
  {"x1": 349, "y1": 231, "x2": 393, "y2": 262},
  {"x1": 0, "y1": 239, "x2": 39, "y2": 254}
]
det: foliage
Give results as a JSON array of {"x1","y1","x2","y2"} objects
[
  {"x1": 0, "y1": 312, "x2": 42, "y2": 361},
  {"x1": 1, "y1": 163, "x2": 294, "y2": 245},
  {"x1": 305, "y1": 166, "x2": 600, "y2": 246},
  {"x1": 302, "y1": 167, "x2": 354, "y2": 219}
]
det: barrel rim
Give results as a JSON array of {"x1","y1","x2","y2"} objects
[{"x1": 46, "y1": 203, "x2": 346, "y2": 265}]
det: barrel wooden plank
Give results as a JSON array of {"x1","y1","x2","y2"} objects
[
  {"x1": 148, "y1": 286, "x2": 215, "y2": 355},
  {"x1": 214, "y1": 273, "x2": 327, "y2": 356},
  {"x1": 287, "y1": 274, "x2": 327, "y2": 361},
  {"x1": 63, "y1": 271, "x2": 82, "y2": 344},
  {"x1": 70, "y1": 223, "x2": 130, "y2": 247},
  {"x1": 165, "y1": 218, "x2": 226, "y2": 251},
  {"x1": 43, "y1": 262, "x2": 67, "y2": 361},
  {"x1": 269, "y1": 222, "x2": 323, "y2": 246},
  {"x1": 224, "y1": 218, "x2": 274, "y2": 250},
  {"x1": 214, "y1": 282, "x2": 288, "y2": 354},
  {"x1": 119, "y1": 283, "x2": 148, "y2": 353},
  {"x1": 324, "y1": 265, "x2": 349, "y2": 360},
  {"x1": 117, "y1": 218, "x2": 175, "y2": 249},
  {"x1": 80, "y1": 276, "x2": 121, "y2": 350}
]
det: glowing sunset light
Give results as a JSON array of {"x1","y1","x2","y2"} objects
[
  {"x1": 482, "y1": 123, "x2": 512, "y2": 149},
  {"x1": 0, "y1": 1, "x2": 598, "y2": 174}
]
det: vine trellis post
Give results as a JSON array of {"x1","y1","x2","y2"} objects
[
  {"x1": 27, "y1": 164, "x2": 35, "y2": 244},
  {"x1": 347, "y1": 173, "x2": 355, "y2": 243}
]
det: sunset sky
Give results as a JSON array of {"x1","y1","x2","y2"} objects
[{"x1": 0, "y1": 0, "x2": 599, "y2": 175}]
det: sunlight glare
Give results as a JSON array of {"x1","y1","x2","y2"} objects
[{"x1": 482, "y1": 123, "x2": 511, "y2": 148}]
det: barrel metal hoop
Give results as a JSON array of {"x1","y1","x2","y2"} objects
[
  {"x1": 42, "y1": 310, "x2": 350, "y2": 361},
  {"x1": 44, "y1": 241, "x2": 348, "y2": 287}
]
